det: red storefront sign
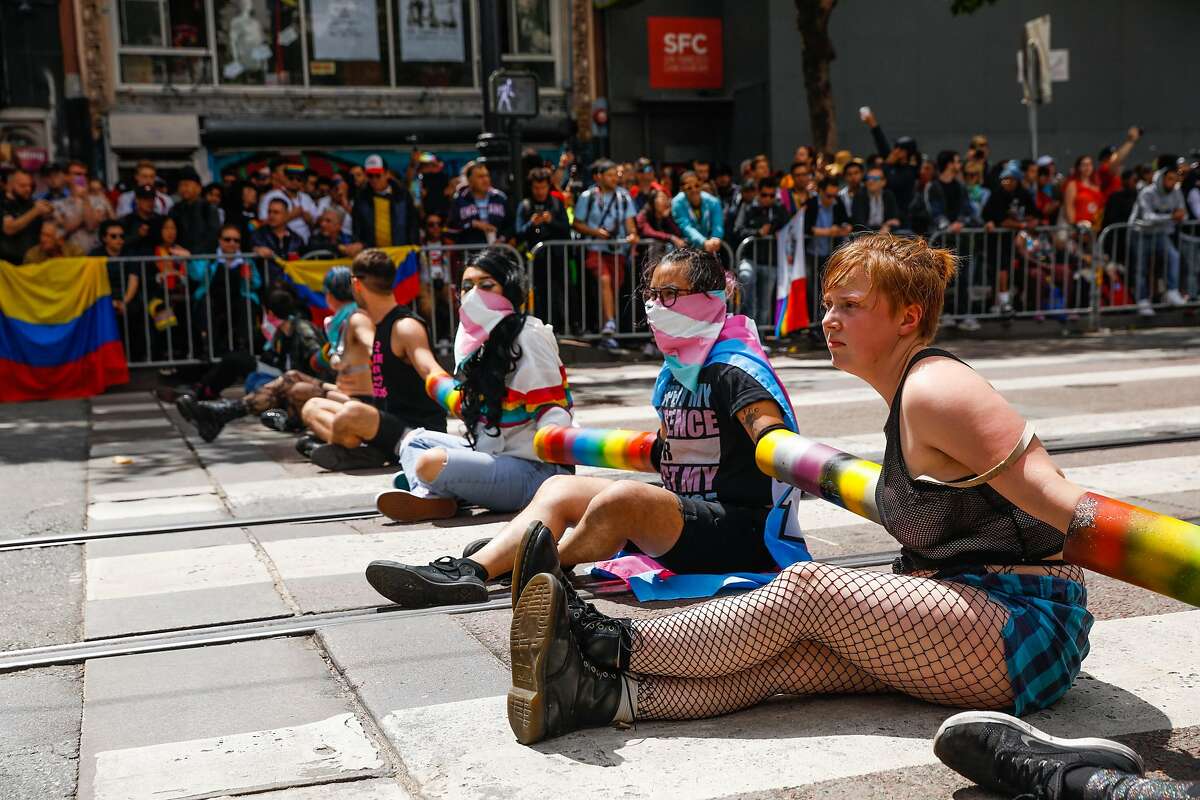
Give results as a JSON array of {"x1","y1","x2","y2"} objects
[{"x1": 647, "y1": 17, "x2": 723, "y2": 90}]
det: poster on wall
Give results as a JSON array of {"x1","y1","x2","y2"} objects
[
  {"x1": 399, "y1": 0, "x2": 464, "y2": 62},
  {"x1": 646, "y1": 16, "x2": 723, "y2": 90},
  {"x1": 311, "y1": 0, "x2": 380, "y2": 61}
]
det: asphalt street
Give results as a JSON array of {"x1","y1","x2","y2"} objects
[{"x1": 1, "y1": 325, "x2": 1198, "y2": 800}]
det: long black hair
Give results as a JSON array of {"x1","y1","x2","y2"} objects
[{"x1": 458, "y1": 247, "x2": 528, "y2": 447}]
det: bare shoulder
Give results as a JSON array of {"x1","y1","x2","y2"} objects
[{"x1": 902, "y1": 355, "x2": 998, "y2": 418}]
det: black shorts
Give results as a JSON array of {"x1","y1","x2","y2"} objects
[
  {"x1": 366, "y1": 410, "x2": 405, "y2": 455},
  {"x1": 653, "y1": 498, "x2": 776, "y2": 574}
]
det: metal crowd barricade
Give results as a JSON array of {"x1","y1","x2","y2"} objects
[
  {"x1": 525, "y1": 239, "x2": 641, "y2": 342},
  {"x1": 929, "y1": 225, "x2": 1094, "y2": 323},
  {"x1": 1093, "y1": 220, "x2": 1200, "y2": 319},
  {"x1": 733, "y1": 234, "x2": 781, "y2": 337},
  {"x1": 105, "y1": 252, "x2": 263, "y2": 368}
]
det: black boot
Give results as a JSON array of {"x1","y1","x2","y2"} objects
[
  {"x1": 178, "y1": 396, "x2": 247, "y2": 442},
  {"x1": 508, "y1": 573, "x2": 624, "y2": 745},
  {"x1": 511, "y1": 520, "x2": 636, "y2": 672},
  {"x1": 934, "y1": 711, "x2": 1144, "y2": 800}
]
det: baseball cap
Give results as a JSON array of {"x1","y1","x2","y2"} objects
[
  {"x1": 1000, "y1": 160, "x2": 1022, "y2": 181},
  {"x1": 1036, "y1": 155, "x2": 1054, "y2": 167},
  {"x1": 364, "y1": 154, "x2": 385, "y2": 174},
  {"x1": 135, "y1": 183, "x2": 157, "y2": 199}
]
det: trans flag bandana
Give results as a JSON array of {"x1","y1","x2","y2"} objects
[
  {"x1": 644, "y1": 290, "x2": 727, "y2": 393},
  {"x1": 454, "y1": 287, "x2": 515, "y2": 368}
]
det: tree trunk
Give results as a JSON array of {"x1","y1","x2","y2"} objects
[{"x1": 794, "y1": 0, "x2": 838, "y2": 153}]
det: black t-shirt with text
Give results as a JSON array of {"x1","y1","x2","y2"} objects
[{"x1": 656, "y1": 362, "x2": 774, "y2": 508}]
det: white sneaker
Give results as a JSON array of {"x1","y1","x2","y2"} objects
[
  {"x1": 1163, "y1": 289, "x2": 1187, "y2": 306},
  {"x1": 1137, "y1": 299, "x2": 1156, "y2": 317},
  {"x1": 959, "y1": 316, "x2": 981, "y2": 332},
  {"x1": 601, "y1": 319, "x2": 617, "y2": 335}
]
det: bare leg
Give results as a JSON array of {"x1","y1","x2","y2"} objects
[
  {"x1": 628, "y1": 562, "x2": 1014, "y2": 709},
  {"x1": 469, "y1": 475, "x2": 612, "y2": 580},
  {"x1": 287, "y1": 381, "x2": 325, "y2": 418},
  {"x1": 556, "y1": 480, "x2": 682, "y2": 566},
  {"x1": 636, "y1": 639, "x2": 889, "y2": 720},
  {"x1": 302, "y1": 396, "x2": 343, "y2": 443},
  {"x1": 328, "y1": 401, "x2": 379, "y2": 448},
  {"x1": 599, "y1": 271, "x2": 615, "y2": 323}
]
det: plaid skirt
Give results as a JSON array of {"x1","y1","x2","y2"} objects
[{"x1": 943, "y1": 569, "x2": 1093, "y2": 716}]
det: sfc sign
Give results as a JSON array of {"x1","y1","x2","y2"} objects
[{"x1": 490, "y1": 71, "x2": 539, "y2": 118}]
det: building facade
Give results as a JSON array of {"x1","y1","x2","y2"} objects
[{"x1": 67, "y1": 0, "x2": 584, "y2": 183}]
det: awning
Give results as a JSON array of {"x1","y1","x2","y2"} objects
[{"x1": 200, "y1": 116, "x2": 572, "y2": 148}]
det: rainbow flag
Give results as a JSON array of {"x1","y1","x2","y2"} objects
[
  {"x1": 0, "y1": 257, "x2": 129, "y2": 402},
  {"x1": 278, "y1": 247, "x2": 421, "y2": 320}
]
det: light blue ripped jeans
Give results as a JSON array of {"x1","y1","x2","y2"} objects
[{"x1": 398, "y1": 428, "x2": 571, "y2": 512}]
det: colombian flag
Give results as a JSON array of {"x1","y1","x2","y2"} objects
[
  {"x1": 279, "y1": 246, "x2": 421, "y2": 322},
  {"x1": 0, "y1": 257, "x2": 129, "y2": 402}
]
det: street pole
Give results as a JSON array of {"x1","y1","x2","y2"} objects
[{"x1": 478, "y1": 1, "x2": 502, "y2": 134}]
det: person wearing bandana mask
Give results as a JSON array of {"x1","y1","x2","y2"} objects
[
  {"x1": 366, "y1": 249, "x2": 575, "y2": 604},
  {"x1": 366, "y1": 248, "x2": 801, "y2": 610}
]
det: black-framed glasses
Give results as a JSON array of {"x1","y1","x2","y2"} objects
[
  {"x1": 641, "y1": 286, "x2": 704, "y2": 307},
  {"x1": 460, "y1": 278, "x2": 499, "y2": 294}
]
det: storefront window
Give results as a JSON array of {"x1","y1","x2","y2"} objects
[
  {"x1": 511, "y1": 0, "x2": 551, "y2": 55},
  {"x1": 120, "y1": 53, "x2": 213, "y2": 85},
  {"x1": 306, "y1": 0, "x2": 392, "y2": 87},
  {"x1": 215, "y1": 0, "x2": 304, "y2": 86},
  {"x1": 393, "y1": 0, "x2": 475, "y2": 88},
  {"x1": 119, "y1": 0, "x2": 209, "y2": 48}
]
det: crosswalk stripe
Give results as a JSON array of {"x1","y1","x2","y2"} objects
[
  {"x1": 90, "y1": 713, "x2": 385, "y2": 800},
  {"x1": 376, "y1": 610, "x2": 1200, "y2": 800},
  {"x1": 86, "y1": 543, "x2": 274, "y2": 601},
  {"x1": 82, "y1": 452, "x2": 1200, "y2": 602}
]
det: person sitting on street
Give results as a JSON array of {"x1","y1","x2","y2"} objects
[
  {"x1": 176, "y1": 289, "x2": 330, "y2": 442},
  {"x1": 299, "y1": 248, "x2": 446, "y2": 471},
  {"x1": 366, "y1": 248, "x2": 573, "y2": 535},
  {"x1": 364, "y1": 248, "x2": 791, "y2": 609}
]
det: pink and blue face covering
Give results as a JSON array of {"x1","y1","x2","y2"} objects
[
  {"x1": 453, "y1": 287, "x2": 515, "y2": 368},
  {"x1": 644, "y1": 289, "x2": 728, "y2": 392}
]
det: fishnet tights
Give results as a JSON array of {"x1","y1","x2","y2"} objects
[{"x1": 630, "y1": 562, "x2": 1013, "y2": 720}]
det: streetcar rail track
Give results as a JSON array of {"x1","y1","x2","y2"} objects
[
  {"x1": 1, "y1": 428, "x2": 1197, "y2": 553},
  {"x1": 0, "y1": 550, "x2": 900, "y2": 672}
]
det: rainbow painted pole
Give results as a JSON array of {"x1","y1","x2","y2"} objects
[
  {"x1": 754, "y1": 429, "x2": 1200, "y2": 607},
  {"x1": 533, "y1": 426, "x2": 657, "y2": 473},
  {"x1": 754, "y1": 429, "x2": 883, "y2": 524},
  {"x1": 1067, "y1": 493, "x2": 1200, "y2": 606},
  {"x1": 425, "y1": 372, "x2": 462, "y2": 418}
]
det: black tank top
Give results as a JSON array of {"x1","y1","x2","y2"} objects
[
  {"x1": 878, "y1": 348, "x2": 1065, "y2": 573},
  {"x1": 371, "y1": 305, "x2": 445, "y2": 429}
]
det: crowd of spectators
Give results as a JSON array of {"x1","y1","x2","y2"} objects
[{"x1": 3, "y1": 112, "x2": 1198, "y2": 359}]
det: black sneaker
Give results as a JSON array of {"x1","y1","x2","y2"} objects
[
  {"x1": 933, "y1": 711, "x2": 1144, "y2": 800},
  {"x1": 295, "y1": 435, "x2": 320, "y2": 459},
  {"x1": 310, "y1": 443, "x2": 392, "y2": 471},
  {"x1": 364, "y1": 557, "x2": 488, "y2": 608},
  {"x1": 462, "y1": 537, "x2": 511, "y2": 586},
  {"x1": 508, "y1": 572, "x2": 623, "y2": 745},
  {"x1": 260, "y1": 408, "x2": 302, "y2": 433}
]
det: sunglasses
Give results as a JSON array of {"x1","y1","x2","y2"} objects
[
  {"x1": 106, "y1": 232, "x2": 125, "y2": 239},
  {"x1": 221, "y1": 235, "x2": 242, "y2": 242}
]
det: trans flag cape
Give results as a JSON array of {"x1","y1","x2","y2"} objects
[
  {"x1": 0, "y1": 257, "x2": 129, "y2": 402},
  {"x1": 279, "y1": 246, "x2": 420, "y2": 322},
  {"x1": 600, "y1": 314, "x2": 811, "y2": 600}
]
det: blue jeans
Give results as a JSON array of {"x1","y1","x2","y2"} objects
[
  {"x1": 1132, "y1": 231, "x2": 1180, "y2": 300},
  {"x1": 398, "y1": 429, "x2": 570, "y2": 512}
]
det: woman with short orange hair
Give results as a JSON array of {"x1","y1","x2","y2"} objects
[{"x1": 506, "y1": 233, "x2": 1098, "y2": 750}]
